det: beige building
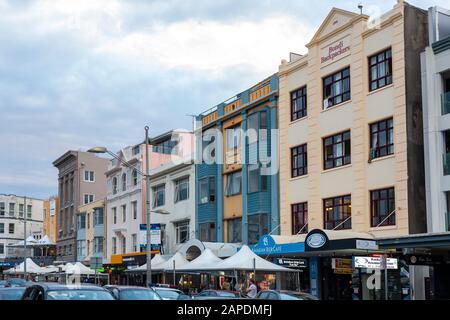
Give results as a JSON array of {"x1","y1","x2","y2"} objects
[
  {"x1": 278, "y1": 1, "x2": 428, "y2": 240},
  {"x1": 43, "y1": 197, "x2": 59, "y2": 243},
  {"x1": 77, "y1": 199, "x2": 106, "y2": 265}
]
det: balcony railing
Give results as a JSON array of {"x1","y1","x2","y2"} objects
[
  {"x1": 442, "y1": 92, "x2": 450, "y2": 115},
  {"x1": 443, "y1": 153, "x2": 450, "y2": 175}
]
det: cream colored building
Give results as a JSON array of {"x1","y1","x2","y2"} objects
[{"x1": 278, "y1": 1, "x2": 428, "y2": 239}]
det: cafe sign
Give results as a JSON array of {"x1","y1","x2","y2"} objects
[{"x1": 321, "y1": 36, "x2": 351, "y2": 64}]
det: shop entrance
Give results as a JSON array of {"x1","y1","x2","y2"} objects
[{"x1": 322, "y1": 258, "x2": 353, "y2": 300}]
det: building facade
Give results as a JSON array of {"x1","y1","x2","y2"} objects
[
  {"x1": 77, "y1": 199, "x2": 106, "y2": 265},
  {"x1": 53, "y1": 151, "x2": 109, "y2": 262},
  {"x1": 196, "y1": 74, "x2": 279, "y2": 245},
  {"x1": 43, "y1": 197, "x2": 59, "y2": 243},
  {"x1": 275, "y1": 1, "x2": 429, "y2": 300},
  {"x1": 106, "y1": 130, "x2": 194, "y2": 267},
  {"x1": 0, "y1": 194, "x2": 44, "y2": 265}
]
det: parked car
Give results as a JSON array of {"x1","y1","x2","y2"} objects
[
  {"x1": 0, "y1": 280, "x2": 7, "y2": 288},
  {"x1": 256, "y1": 290, "x2": 318, "y2": 300},
  {"x1": 21, "y1": 283, "x2": 115, "y2": 300},
  {"x1": 0, "y1": 287, "x2": 26, "y2": 300},
  {"x1": 2, "y1": 278, "x2": 28, "y2": 287},
  {"x1": 152, "y1": 287, "x2": 191, "y2": 300},
  {"x1": 104, "y1": 285, "x2": 162, "y2": 300},
  {"x1": 193, "y1": 290, "x2": 241, "y2": 300}
]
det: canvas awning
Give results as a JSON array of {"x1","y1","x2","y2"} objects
[
  {"x1": 3, "y1": 258, "x2": 43, "y2": 274},
  {"x1": 132, "y1": 254, "x2": 169, "y2": 271},
  {"x1": 168, "y1": 248, "x2": 223, "y2": 272},
  {"x1": 154, "y1": 252, "x2": 189, "y2": 272},
  {"x1": 66, "y1": 262, "x2": 95, "y2": 275}
]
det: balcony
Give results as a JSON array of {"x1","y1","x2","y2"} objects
[
  {"x1": 442, "y1": 92, "x2": 450, "y2": 115},
  {"x1": 443, "y1": 153, "x2": 450, "y2": 175}
]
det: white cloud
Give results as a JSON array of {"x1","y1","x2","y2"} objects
[{"x1": 94, "y1": 15, "x2": 314, "y2": 76}]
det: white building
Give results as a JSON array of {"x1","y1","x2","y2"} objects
[
  {"x1": 149, "y1": 156, "x2": 196, "y2": 255},
  {"x1": 421, "y1": 6, "x2": 450, "y2": 233},
  {"x1": 0, "y1": 194, "x2": 44, "y2": 261}
]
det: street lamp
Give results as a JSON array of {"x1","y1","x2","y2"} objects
[{"x1": 88, "y1": 126, "x2": 170, "y2": 288}]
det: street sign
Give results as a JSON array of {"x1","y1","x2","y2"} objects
[
  {"x1": 275, "y1": 258, "x2": 308, "y2": 269},
  {"x1": 140, "y1": 224, "x2": 161, "y2": 251},
  {"x1": 353, "y1": 256, "x2": 398, "y2": 269},
  {"x1": 90, "y1": 257, "x2": 103, "y2": 269}
]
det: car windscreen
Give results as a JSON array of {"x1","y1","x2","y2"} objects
[
  {"x1": 217, "y1": 291, "x2": 237, "y2": 297},
  {"x1": 119, "y1": 289, "x2": 161, "y2": 300},
  {"x1": 279, "y1": 293, "x2": 303, "y2": 300},
  {"x1": 9, "y1": 279, "x2": 26, "y2": 286},
  {"x1": 0, "y1": 288, "x2": 25, "y2": 300},
  {"x1": 155, "y1": 289, "x2": 180, "y2": 300},
  {"x1": 46, "y1": 289, "x2": 115, "y2": 300}
]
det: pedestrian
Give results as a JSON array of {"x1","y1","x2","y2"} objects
[
  {"x1": 222, "y1": 278, "x2": 231, "y2": 291},
  {"x1": 245, "y1": 278, "x2": 258, "y2": 298}
]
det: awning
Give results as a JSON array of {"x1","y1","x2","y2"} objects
[
  {"x1": 377, "y1": 231, "x2": 450, "y2": 249},
  {"x1": 172, "y1": 248, "x2": 223, "y2": 272}
]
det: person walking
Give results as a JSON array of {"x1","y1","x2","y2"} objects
[{"x1": 246, "y1": 279, "x2": 258, "y2": 299}]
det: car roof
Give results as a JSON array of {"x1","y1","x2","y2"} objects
[
  {"x1": 30, "y1": 282, "x2": 108, "y2": 291},
  {"x1": 104, "y1": 285, "x2": 153, "y2": 291},
  {"x1": 153, "y1": 287, "x2": 182, "y2": 292},
  {"x1": 0, "y1": 287, "x2": 25, "y2": 291}
]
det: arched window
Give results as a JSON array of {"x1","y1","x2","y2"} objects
[
  {"x1": 122, "y1": 173, "x2": 127, "y2": 191},
  {"x1": 112, "y1": 177, "x2": 118, "y2": 194},
  {"x1": 132, "y1": 169, "x2": 138, "y2": 186}
]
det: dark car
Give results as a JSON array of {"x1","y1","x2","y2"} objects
[
  {"x1": 152, "y1": 287, "x2": 191, "y2": 300},
  {"x1": 0, "y1": 287, "x2": 26, "y2": 300},
  {"x1": 21, "y1": 283, "x2": 115, "y2": 300},
  {"x1": 193, "y1": 290, "x2": 241, "y2": 300},
  {"x1": 256, "y1": 290, "x2": 318, "y2": 300},
  {"x1": 104, "y1": 285, "x2": 162, "y2": 300}
]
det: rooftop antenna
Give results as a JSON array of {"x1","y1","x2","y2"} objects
[{"x1": 358, "y1": 3, "x2": 363, "y2": 15}]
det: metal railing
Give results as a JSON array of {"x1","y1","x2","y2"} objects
[{"x1": 442, "y1": 91, "x2": 450, "y2": 115}]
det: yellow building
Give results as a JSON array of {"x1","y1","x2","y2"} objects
[
  {"x1": 274, "y1": 1, "x2": 428, "y2": 299},
  {"x1": 43, "y1": 197, "x2": 58, "y2": 243},
  {"x1": 77, "y1": 199, "x2": 106, "y2": 265}
]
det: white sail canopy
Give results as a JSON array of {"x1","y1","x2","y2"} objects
[
  {"x1": 8, "y1": 236, "x2": 38, "y2": 247},
  {"x1": 35, "y1": 235, "x2": 56, "y2": 246},
  {"x1": 134, "y1": 254, "x2": 169, "y2": 271},
  {"x1": 3, "y1": 258, "x2": 43, "y2": 274},
  {"x1": 173, "y1": 248, "x2": 223, "y2": 271},
  {"x1": 66, "y1": 262, "x2": 95, "y2": 275},
  {"x1": 153, "y1": 252, "x2": 188, "y2": 272}
]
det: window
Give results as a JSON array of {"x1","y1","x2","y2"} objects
[
  {"x1": 199, "y1": 177, "x2": 215, "y2": 204},
  {"x1": 121, "y1": 205, "x2": 127, "y2": 223},
  {"x1": 9, "y1": 223, "x2": 14, "y2": 234},
  {"x1": 227, "y1": 218, "x2": 242, "y2": 243},
  {"x1": 323, "y1": 131, "x2": 351, "y2": 170},
  {"x1": 248, "y1": 214, "x2": 269, "y2": 245},
  {"x1": 0, "y1": 202, "x2": 4, "y2": 216},
  {"x1": 323, "y1": 195, "x2": 352, "y2": 230},
  {"x1": 132, "y1": 201, "x2": 137, "y2": 220},
  {"x1": 112, "y1": 207, "x2": 117, "y2": 224},
  {"x1": 132, "y1": 234, "x2": 137, "y2": 252},
  {"x1": 122, "y1": 173, "x2": 127, "y2": 191},
  {"x1": 9, "y1": 203, "x2": 15, "y2": 216},
  {"x1": 248, "y1": 165, "x2": 267, "y2": 193},
  {"x1": 132, "y1": 169, "x2": 138, "y2": 186},
  {"x1": 153, "y1": 139, "x2": 178, "y2": 154},
  {"x1": 132, "y1": 145, "x2": 140, "y2": 155},
  {"x1": 371, "y1": 188, "x2": 395, "y2": 227},
  {"x1": 174, "y1": 178, "x2": 189, "y2": 203},
  {"x1": 77, "y1": 214, "x2": 86, "y2": 230},
  {"x1": 225, "y1": 171, "x2": 242, "y2": 196},
  {"x1": 292, "y1": 203, "x2": 308, "y2": 234},
  {"x1": 112, "y1": 177, "x2": 118, "y2": 195},
  {"x1": 112, "y1": 237, "x2": 117, "y2": 254},
  {"x1": 84, "y1": 170, "x2": 95, "y2": 182},
  {"x1": 152, "y1": 184, "x2": 165, "y2": 207},
  {"x1": 291, "y1": 86, "x2": 307, "y2": 121},
  {"x1": 87, "y1": 240, "x2": 90, "y2": 256},
  {"x1": 175, "y1": 220, "x2": 190, "y2": 244},
  {"x1": 94, "y1": 237, "x2": 103, "y2": 254},
  {"x1": 0, "y1": 244, "x2": 4, "y2": 255},
  {"x1": 323, "y1": 67, "x2": 351, "y2": 109},
  {"x1": 369, "y1": 48, "x2": 392, "y2": 91},
  {"x1": 0, "y1": 223, "x2": 4, "y2": 233},
  {"x1": 122, "y1": 237, "x2": 126, "y2": 254},
  {"x1": 77, "y1": 240, "x2": 85, "y2": 258},
  {"x1": 94, "y1": 208, "x2": 103, "y2": 226},
  {"x1": 370, "y1": 118, "x2": 394, "y2": 160},
  {"x1": 247, "y1": 111, "x2": 268, "y2": 145},
  {"x1": 199, "y1": 222, "x2": 216, "y2": 242},
  {"x1": 291, "y1": 144, "x2": 307, "y2": 177},
  {"x1": 18, "y1": 204, "x2": 24, "y2": 217},
  {"x1": 84, "y1": 194, "x2": 94, "y2": 205},
  {"x1": 27, "y1": 205, "x2": 32, "y2": 219},
  {"x1": 87, "y1": 213, "x2": 90, "y2": 229},
  {"x1": 226, "y1": 125, "x2": 242, "y2": 151}
]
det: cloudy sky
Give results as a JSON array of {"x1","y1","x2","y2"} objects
[{"x1": 0, "y1": 0, "x2": 447, "y2": 199}]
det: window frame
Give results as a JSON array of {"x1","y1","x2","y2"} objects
[
  {"x1": 199, "y1": 177, "x2": 215, "y2": 204},
  {"x1": 323, "y1": 195, "x2": 352, "y2": 230},
  {"x1": 152, "y1": 184, "x2": 166, "y2": 208},
  {"x1": 84, "y1": 170, "x2": 95, "y2": 182},
  {"x1": 291, "y1": 86, "x2": 307, "y2": 121},
  {"x1": 174, "y1": 177, "x2": 189, "y2": 203},
  {"x1": 323, "y1": 130, "x2": 351, "y2": 170},
  {"x1": 225, "y1": 171, "x2": 242, "y2": 197},
  {"x1": 227, "y1": 218, "x2": 242, "y2": 243},
  {"x1": 323, "y1": 67, "x2": 351, "y2": 109},
  {"x1": 247, "y1": 213, "x2": 269, "y2": 245},
  {"x1": 370, "y1": 187, "x2": 396, "y2": 227},
  {"x1": 175, "y1": 220, "x2": 190, "y2": 244},
  {"x1": 368, "y1": 47, "x2": 393, "y2": 92},
  {"x1": 199, "y1": 222, "x2": 216, "y2": 242},
  {"x1": 369, "y1": 118, "x2": 394, "y2": 160},
  {"x1": 83, "y1": 194, "x2": 94, "y2": 205},
  {"x1": 0, "y1": 202, "x2": 5, "y2": 216},
  {"x1": 291, "y1": 144, "x2": 308, "y2": 178},
  {"x1": 8, "y1": 223, "x2": 14, "y2": 234},
  {"x1": 292, "y1": 202, "x2": 308, "y2": 234}
]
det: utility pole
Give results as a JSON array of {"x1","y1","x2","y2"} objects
[
  {"x1": 23, "y1": 196, "x2": 27, "y2": 279},
  {"x1": 145, "y1": 126, "x2": 152, "y2": 287}
]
